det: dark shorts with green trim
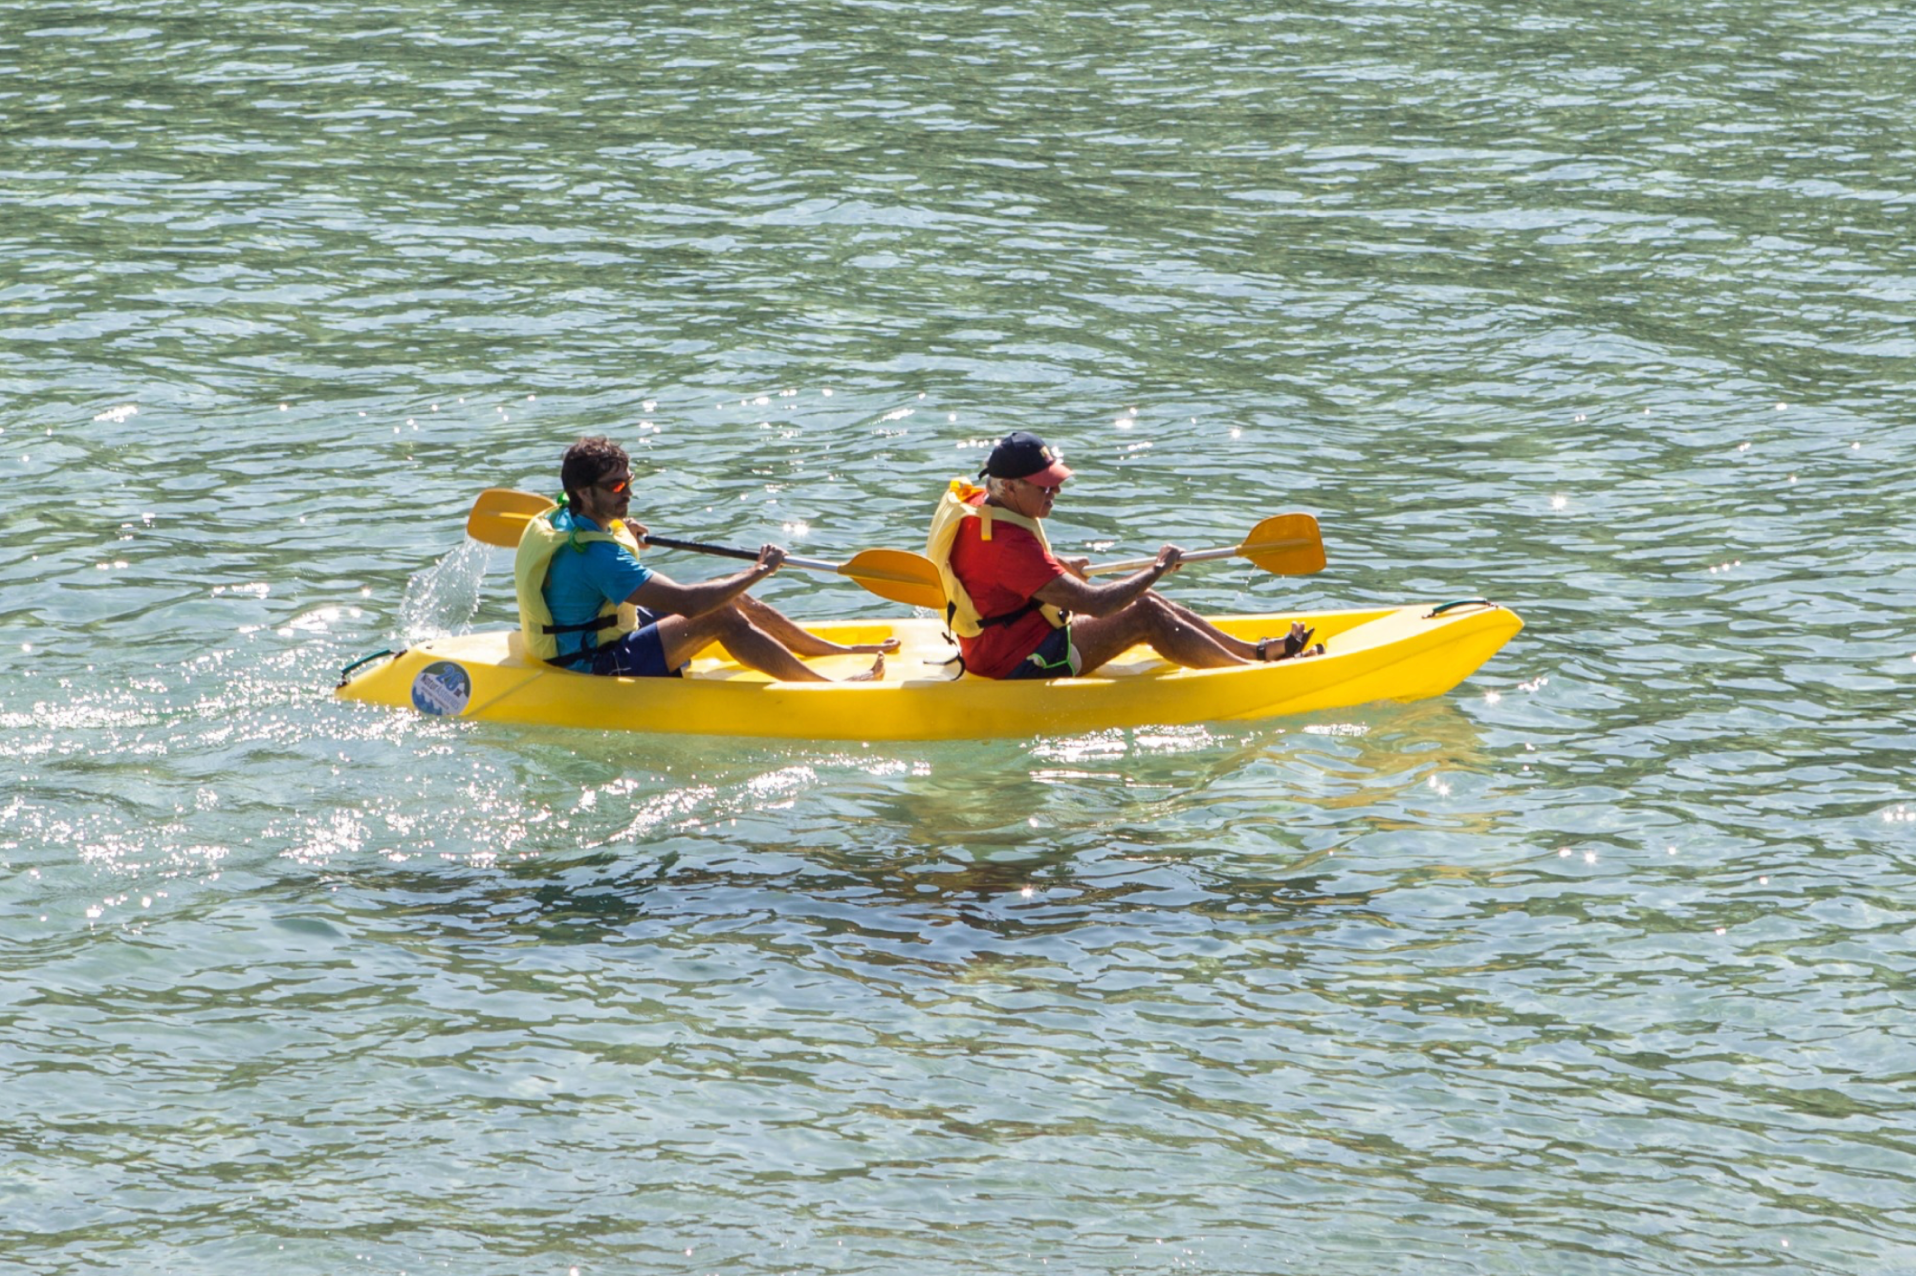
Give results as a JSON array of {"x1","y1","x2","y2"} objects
[
  {"x1": 1004, "y1": 624, "x2": 1082, "y2": 680},
  {"x1": 580, "y1": 608, "x2": 685, "y2": 679}
]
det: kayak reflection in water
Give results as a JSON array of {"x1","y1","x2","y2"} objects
[
  {"x1": 925, "y1": 430, "x2": 1320, "y2": 680},
  {"x1": 522, "y1": 436, "x2": 895, "y2": 683}
]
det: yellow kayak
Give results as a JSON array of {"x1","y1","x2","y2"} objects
[{"x1": 334, "y1": 602, "x2": 1521, "y2": 741}]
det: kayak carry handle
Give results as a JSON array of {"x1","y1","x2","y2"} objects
[
  {"x1": 337, "y1": 648, "x2": 396, "y2": 687},
  {"x1": 1423, "y1": 599, "x2": 1498, "y2": 619}
]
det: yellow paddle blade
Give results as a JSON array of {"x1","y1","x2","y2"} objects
[
  {"x1": 839, "y1": 549, "x2": 947, "y2": 610},
  {"x1": 1238, "y1": 513, "x2": 1326, "y2": 575},
  {"x1": 466, "y1": 488, "x2": 556, "y2": 547}
]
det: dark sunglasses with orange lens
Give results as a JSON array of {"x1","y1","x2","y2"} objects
[{"x1": 598, "y1": 473, "x2": 630, "y2": 494}]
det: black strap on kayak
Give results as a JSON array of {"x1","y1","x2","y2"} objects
[{"x1": 545, "y1": 647, "x2": 599, "y2": 669}]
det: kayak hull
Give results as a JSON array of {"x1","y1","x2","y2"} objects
[{"x1": 335, "y1": 603, "x2": 1523, "y2": 741}]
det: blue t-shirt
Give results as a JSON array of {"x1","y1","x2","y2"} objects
[{"x1": 541, "y1": 508, "x2": 655, "y2": 660}]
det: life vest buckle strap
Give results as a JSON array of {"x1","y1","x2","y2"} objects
[
  {"x1": 541, "y1": 615, "x2": 620, "y2": 636},
  {"x1": 975, "y1": 597, "x2": 1043, "y2": 629}
]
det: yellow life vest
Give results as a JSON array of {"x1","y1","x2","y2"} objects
[
  {"x1": 924, "y1": 479, "x2": 1067, "y2": 639},
  {"x1": 513, "y1": 509, "x2": 644, "y2": 664}
]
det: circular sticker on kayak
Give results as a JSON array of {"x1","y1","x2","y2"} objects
[{"x1": 411, "y1": 660, "x2": 472, "y2": 716}]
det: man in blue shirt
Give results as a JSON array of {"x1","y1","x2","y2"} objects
[{"x1": 542, "y1": 436, "x2": 892, "y2": 681}]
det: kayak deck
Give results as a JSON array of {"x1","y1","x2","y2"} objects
[{"x1": 335, "y1": 603, "x2": 1523, "y2": 741}]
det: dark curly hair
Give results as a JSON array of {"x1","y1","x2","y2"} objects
[{"x1": 559, "y1": 436, "x2": 629, "y2": 505}]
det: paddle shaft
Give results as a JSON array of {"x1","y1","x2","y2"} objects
[
  {"x1": 1088, "y1": 545, "x2": 1242, "y2": 576},
  {"x1": 463, "y1": 487, "x2": 947, "y2": 607},
  {"x1": 642, "y1": 533, "x2": 837, "y2": 574}
]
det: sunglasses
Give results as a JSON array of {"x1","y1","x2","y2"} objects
[
  {"x1": 597, "y1": 473, "x2": 631, "y2": 494},
  {"x1": 1023, "y1": 480, "x2": 1062, "y2": 496}
]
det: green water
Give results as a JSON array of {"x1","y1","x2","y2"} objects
[{"x1": 3, "y1": 1, "x2": 1913, "y2": 1272}]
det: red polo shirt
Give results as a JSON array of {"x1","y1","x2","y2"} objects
[{"x1": 947, "y1": 494, "x2": 1068, "y2": 678}]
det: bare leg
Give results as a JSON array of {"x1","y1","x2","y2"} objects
[
  {"x1": 1154, "y1": 594, "x2": 1259, "y2": 661},
  {"x1": 1155, "y1": 595, "x2": 1314, "y2": 662},
  {"x1": 656, "y1": 608, "x2": 884, "y2": 683},
  {"x1": 736, "y1": 593, "x2": 901, "y2": 655},
  {"x1": 1069, "y1": 595, "x2": 1246, "y2": 675}
]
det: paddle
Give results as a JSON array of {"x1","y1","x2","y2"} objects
[
  {"x1": 1085, "y1": 513, "x2": 1326, "y2": 577},
  {"x1": 464, "y1": 488, "x2": 947, "y2": 610}
]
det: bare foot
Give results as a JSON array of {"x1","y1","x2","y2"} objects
[
  {"x1": 845, "y1": 653, "x2": 886, "y2": 683},
  {"x1": 846, "y1": 637, "x2": 901, "y2": 655}
]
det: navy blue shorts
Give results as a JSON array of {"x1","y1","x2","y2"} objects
[
  {"x1": 1004, "y1": 624, "x2": 1081, "y2": 680},
  {"x1": 583, "y1": 609, "x2": 684, "y2": 679}
]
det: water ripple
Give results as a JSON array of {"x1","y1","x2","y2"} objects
[{"x1": 4, "y1": 0, "x2": 1915, "y2": 1272}]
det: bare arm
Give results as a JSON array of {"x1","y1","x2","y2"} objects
[
  {"x1": 626, "y1": 545, "x2": 784, "y2": 619},
  {"x1": 1033, "y1": 546, "x2": 1183, "y2": 617}
]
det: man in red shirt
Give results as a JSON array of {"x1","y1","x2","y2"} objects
[{"x1": 938, "y1": 431, "x2": 1315, "y2": 679}]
